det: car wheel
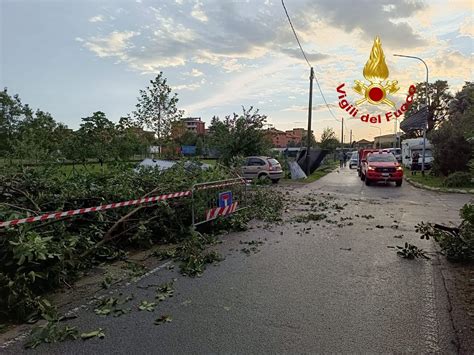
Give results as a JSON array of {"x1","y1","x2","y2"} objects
[
  {"x1": 365, "y1": 178, "x2": 371, "y2": 186},
  {"x1": 396, "y1": 180, "x2": 402, "y2": 187}
]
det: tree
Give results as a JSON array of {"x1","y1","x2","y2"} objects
[
  {"x1": 77, "y1": 111, "x2": 115, "y2": 165},
  {"x1": 429, "y1": 82, "x2": 473, "y2": 176},
  {"x1": 208, "y1": 107, "x2": 271, "y2": 165},
  {"x1": 133, "y1": 72, "x2": 183, "y2": 146},
  {"x1": 404, "y1": 80, "x2": 453, "y2": 135},
  {"x1": 0, "y1": 88, "x2": 33, "y2": 157},
  {"x1": 301, "y1": 132, "x2": 317, "y2": 148},
  {"x1": 12, "y1": 110, "x2": 60, "y2": 162},
  {"x1": 320, "y1": 127, "x2": 339, "y2": 151}
]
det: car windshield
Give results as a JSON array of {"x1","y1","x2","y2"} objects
[
  {"x1": 368, "y1": 154, "x2": 397, "y2": 162},
  {"x1": 268, "y1": 158, "x2": 280, "y2": 166},
  {"x1": 351, "y1": 152, "x2": 358, "y2": 159}
]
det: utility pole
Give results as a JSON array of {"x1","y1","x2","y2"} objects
[
  {"x1": 393, "y1": 54, "x2": 429, "y2": 175},
  {"x1": 349, "y1": 129, "x2": 352, "y2": 147},
  {"x1": 341, "y1": 117, "x2": 344, "y2": 148},
  {"x1": 305, "y1": 67, "x2": 314, "y2": 176}
]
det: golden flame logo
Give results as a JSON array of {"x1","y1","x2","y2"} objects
[{"x1": 353, "y1": 36, "x2": 399, "y2": 108}]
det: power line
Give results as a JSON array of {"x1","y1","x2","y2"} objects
[
  {"x1": 281, "y1": 0, "x2": 341, "y2": 124},
  {"x1": 281, "y1": 0, "x2": 311, "y2": 68}
]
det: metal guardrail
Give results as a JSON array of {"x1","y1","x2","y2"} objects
[{"x1": 191, "y1": 178, "x2": 247, "y2": 226}]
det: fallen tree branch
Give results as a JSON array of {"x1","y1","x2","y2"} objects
[{"x1": 9, "y1": 187, "x2": 41, "y2": 212}]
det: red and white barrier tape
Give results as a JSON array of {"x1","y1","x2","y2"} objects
[
  {"x1": 205, "y1": 202, "x2": 239, "y2": 221},
  {"x1": 0, "y1": 191, "x2": 191, "y2": 228},
  {"x1": 195, "y1": 179, "x2": 247, "y2": 190}
]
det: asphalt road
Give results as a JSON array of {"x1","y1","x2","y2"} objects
[{"x1": 3, "y1": 166, "x2": 472, "y2": 354}]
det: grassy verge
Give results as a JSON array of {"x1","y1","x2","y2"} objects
[
  {"x1": 404, "y1": 168, "x2": 474, "y2": 190},
  {"x1": 288, "y1": 160, "x2": 339, "y2": 184}
]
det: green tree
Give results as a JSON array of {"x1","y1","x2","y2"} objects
[
  {"x1": 320, "y1": 127, "x2": 339, "y2": 151},
  {"x1": 404, "y1": 80, "x2": 453, "y2": 136},
  {"x1": 429, "y1": 82, "x2": 473, "y2": 175},
  {"x1": 301, "y1": 131, "x2": 317, "y2": 148},
  {"x1": 133, "y1": 72, "x2": 183, "y2": 146},
  {"x1": 11, "y1": 110, "x2": 70, "y2": 164},
  {"x1": 0, "y1": 88, "x2": 33, "y2": 157},
  {"x1": 77, "y1": 112, "x2": 115, "y2": 166},
  {"x1": 208, "y1": 107, "x2": 270, "y2": 165}
]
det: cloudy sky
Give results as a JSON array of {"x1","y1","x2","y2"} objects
[{"x1": 1, "y1": 0, "x2": 472, "y2": 141}]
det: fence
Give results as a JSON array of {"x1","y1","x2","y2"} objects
[{"x1": 191, "y1": 178, "x2": 248, "y2": 226}]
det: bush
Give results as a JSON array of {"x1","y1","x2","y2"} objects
[{"x1": 443, "y1": 171, "x2": 472, "y2": 188}]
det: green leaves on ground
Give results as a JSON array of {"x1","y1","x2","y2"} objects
[
  {"x1": 138, "y1": 301, "x2": 156, "y2": 312},
  {"x1": 396, "y1": 242, "x2": 430, "y2": 260},
  {"x1": 25, "y1": 322, "x2": 79, "y2": 349},
  {"x1": 94, "y1": 295, "x2": 133, "y2": 317},
  {"x1": 80, "y1": 328, "x2": 105, "y2": 340}
]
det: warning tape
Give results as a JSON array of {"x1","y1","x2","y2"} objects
[
  {"x1": 205, "y1": 202, "x2": 239, "y2": 221},
  {"x1": 195, "y1": 179, "x2": 247, "y2": 191},
  {"x1": 0, "y1": 191, "x2": 191, "y2": 228}
]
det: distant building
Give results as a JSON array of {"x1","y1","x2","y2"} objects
[
  {"x1": 129, "y1": 127, "x2": 155, "y2": 141},
  {"x1": 355, "y1": 139, "x2": 374, "y2": 149},
  {"x1": 373, "y1": 134, "x2": 397, "y2": 148},
  {"x1": 265, "y1": 127, "x2": 307, "y2": 148},
  {"x1": 181, "y1": 117, "x2": 205, "y2": 135}
]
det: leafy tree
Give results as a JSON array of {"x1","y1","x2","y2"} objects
[
  {"x1": 133, "y1": 72, "x2": 183, "y2": 146},
  {"x1": 0, "y1": 88, "x2": 33, "y2": 157},
  {"x1": 404, "y1": 80, "x2": 453, "y2": 136},
  {"x1": 429, "y1": 82, "x2": 473, "y2": 175},
  {"x1": 77, "y1": 112, "x2": 115, "y2": 165},
  {"x1": 196, "y1": 137, "x2": 204, "y2": 156},
  {"x1": 208, "y1": 107, "x2": 271, "y2": 165},
  {"x1": 12, "y1": 110, "x2": 60, "y2": 162},
  {"x1": 319, "y1": 127, "x2": 339, "y2": 151},
  {"x1": 301, "y1": 131, "x2": 317, "y2": 148}
]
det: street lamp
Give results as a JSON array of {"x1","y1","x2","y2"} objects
[
  {"x1": 393, "y1": 54, "x2": 429, "y2": 175},
  {"x1": 370, "y1": 125, "x2": 382, "y2": 148}
]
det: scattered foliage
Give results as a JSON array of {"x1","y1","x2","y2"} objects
[{"x1": 396, "y1": 242, "x2": 430, "y2": 259}]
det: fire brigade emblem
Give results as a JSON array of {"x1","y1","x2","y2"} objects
[{"x1": 353, "y1": 36, "x2": 400, "y2": 108}]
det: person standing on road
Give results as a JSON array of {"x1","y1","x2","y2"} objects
[
  {"x1": 343, "y1": 152, "x2": 348, "y2": 167},
  {"x1": 411, "y1": 151, "x2": 420, "y2": 175},
  {"x1": 339, "y1": 151, "x2": 344, "y2": 168}
]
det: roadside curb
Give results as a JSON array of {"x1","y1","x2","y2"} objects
[{"x1": 404, "y1": 177, "x2": 474, "y2": 195}]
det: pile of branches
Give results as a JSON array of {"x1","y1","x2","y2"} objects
[
  {"x1": 0, "y1": 162, "x2": 233, "y2": 322},
  {"x1": 417, "y1": 203, "x2": 474, "y2": 261}
]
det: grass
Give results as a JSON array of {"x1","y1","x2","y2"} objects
[
  {"x1": 291, "y1": 160, "x2": 339, "y2": 184},
  {"x1": 404, "y1": 167, "x2": 474, "y2": 189}
]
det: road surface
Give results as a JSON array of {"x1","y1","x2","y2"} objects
[{"x1": 3, "y1": 166, "x2": 472, "y2": 353}]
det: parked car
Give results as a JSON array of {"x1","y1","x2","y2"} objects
[
  {"x1": 241, "y1": 156, "x2": 283, "y2": 183},
  {"x1": 360, "y1": 151, "x2": 403, "y2": 187},
  {"x1": 349, "y1": 151, "x2": 359, "y2": 169}
]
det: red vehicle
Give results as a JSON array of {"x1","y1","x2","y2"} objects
[
  {"x1": 360, "y1": 151, "x2": 403, "y2": 187},
  {"x1": 357, "y1": 149, "x2": 378, "y2": 176}
]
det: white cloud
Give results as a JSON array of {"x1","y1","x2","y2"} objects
[
  {"x1": 89, "y1": 15, "x2": 105, "y2": 23},
  {"x1": 189, "y1": 68, "x2": 204, "y2": 77},
  {"x1": 459, "y1": 17, "x2": 474, "y2": 37},
  {"x1": 191, "y1": 1, "x2": 208, "y2": 22},
  {"x1": 80, "y1": 31, "x2": 140, "y2": 60}
]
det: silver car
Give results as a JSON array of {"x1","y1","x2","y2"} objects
[
  {"x1": 241, "y1": 156, "x2": 283, "y2": 183},
  {"x1": 349, "y1": 151, "x2": 358, "y2": 169}
]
